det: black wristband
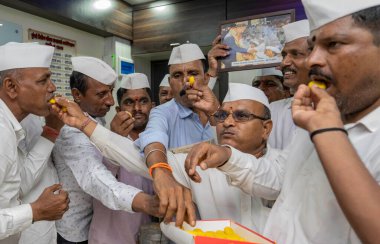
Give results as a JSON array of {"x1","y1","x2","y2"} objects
[{"x1": 310, "y1": 127, "x2": 348, "y2": 141}]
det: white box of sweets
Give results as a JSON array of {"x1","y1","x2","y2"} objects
[{"x1": 160, "y1": 219, "x2": 276, "y2": 244}]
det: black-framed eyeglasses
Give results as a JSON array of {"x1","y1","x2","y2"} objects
[{"x1": 212, "y1": 109, "x2": 267, "y2": 123}]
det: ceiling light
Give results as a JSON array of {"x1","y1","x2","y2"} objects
[
  {"x1": 93, "y1": 0, "x2": 111, "y2": 10},
  {"x1": 156, "y1": 6, "x2": 167, "y2": 12},
  {"x1": 0, "y1": 24, "x2": 3, "y2": 27}
]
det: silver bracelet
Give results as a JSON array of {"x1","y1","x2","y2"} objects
[{"x1": 145, "y1": 148, "x2": 167, "y2": 166}]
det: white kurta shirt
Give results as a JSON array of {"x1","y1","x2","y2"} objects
[
  {"x1": 52, "y1": 117, "x2": 142, "y2": 242},
  {"x1": 219, "y1": 106, "x2": 380, "y2": 243},
  {"x1": 88, "y1": 124, "x2": 281, "y2": 233},
  {"x1": 268, "y1": 97, "x2": 296, "y2": 150},
  {"x1": 19, "y1": 114, "x2": 59, "y2": 244},
  {"x1": 0, "y1": 99, "x2": 53, "y2": 243}
]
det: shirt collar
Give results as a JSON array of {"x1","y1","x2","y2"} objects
[
  {"x1": 0, "y1": 99, "x2": 25, "y2": 144},
  {"x1": 345, "y1": 106, "x2": 380, "y2": 133},
  {"x1": 175, "y1": 99, "x2": 193, "y2": 119}
]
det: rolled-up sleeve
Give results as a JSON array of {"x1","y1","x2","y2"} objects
[
  {"x1": 0, "y1": 204, "x2": 33, "y2": 240},
  {"x1": 135, "y1": 107, "x2": 170, "y2": 152},
  {"x1": 219, "y1": 146, "x2": 287, "y2": 200}
]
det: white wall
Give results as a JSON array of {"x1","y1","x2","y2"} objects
[{"x1": 0, "y1": 4, "x2": 105, "y2": 58}]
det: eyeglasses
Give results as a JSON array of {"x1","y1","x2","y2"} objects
[{"x1": 212, "y1": 109, "x2": 267, "y2": 123}]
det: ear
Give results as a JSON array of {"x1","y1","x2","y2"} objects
[
  {"x1": 71, "y1": 88, "x2": 82, "y2": 103},
  {"x1": 3, "y1": 77, "x2": 19, "y2": 99},
  {"x1": 262, "y1": 119, "x2": 273, "y2": 141},
  {"x1": 151, "y1": 101, "x2": 156, "y2": 108},
  {"x1": 115, "y1": 106, "x2": 120, "y2": 112}
]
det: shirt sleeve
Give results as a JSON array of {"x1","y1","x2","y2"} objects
[
  {"x1": 0, "y1": 204, "x2": 33, "y2": 240},
  {"x1": 218, "y1": 146, "x2": 288, "y2": 200},
  {"x1": 167, "y1": 152, "x2": 191, "y2": 188},
  {"x1": 19, "y1": 137, "x2": 54, "y2": 196},
  {"x1": 59, "y1": 127, "x2": 143, "y2": 213},
  {"x1": 89, "y1": 124, "x2": 150, "y2": 179},
  {"x1": 135, "y1": 107, "x2": 170, "y2": 152}
]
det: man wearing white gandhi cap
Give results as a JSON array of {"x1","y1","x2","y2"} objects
[
  {"x1": 158, "y1": 74, "x2": 173, "y2": 105},
  {"x1": 88, "y1": 72, "x2": 155, "y2": 244},
  {"x1": 252, "y1": 67, "x2": 288, "y2": 103},
  {"x1": 134, "y1": 42, "x2": 219, "y2": 226},
  {"x1": 184, "y1": 1, "x2": 380, "y2": 243},
  {"x1": 53, "y1": 57, "x2": 159, "y2": 243},
  {"x1": 0, "y1": 42, "x2": 69, "y2": 243},
  {"x1": 268, "y1": 19, "x2": 310, "y2": 150}
]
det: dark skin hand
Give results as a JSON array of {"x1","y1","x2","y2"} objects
[{"x1": 110, "y1": 111, "x2": 135, "y2": 137}]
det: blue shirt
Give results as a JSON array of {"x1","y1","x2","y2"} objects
[{"x1": 135, "y1": 99, "x2": 214, "y2": 151}]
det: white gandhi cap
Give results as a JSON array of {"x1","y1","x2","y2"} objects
[
  {"x1": 302, "y1": 0, "x2": 380, "y2": 31},
  {"x1": 120, "y1": 73, "x2": 150, "y2": 89},
  {"x1": 260, "y1": 67, "x2": 283, "y2": 77},
  {"x1": 223, "y1": 83, "x2": 270, "y2": 108},
  {"x1": 160, "y1": 74, "x2": 170, "y2": 87},
  {"x1": 282, "y1": 19, "x2": 310, "y2": 43},
  {"x1": 0, "y1": 42, "x2": 54, "y2": 71},
  {"x1": 168, "y1": 43, "x2": 205, "y2": 65},
  {"x1": 71, "y1": 56, "x2": 117, "y2": 85}
]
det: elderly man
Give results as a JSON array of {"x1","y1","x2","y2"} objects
[
  {"x1": 252, "y1": 67, "x2": 289, "y2": 103},
  {"x1": 158, "y1": 74, "x2": 173, "y2": 105},
  {"x1": 53, "y1": 57, "x2": 159, "y2": 244},
  {"x1": 185, "y1": 1, "x2": 380, "y2": 243},
  {"x1": 0, "y1": 42, "x2": 69, "y2": 243},
  {"x1": 49, "y1": 83, "x2": 280, "y2": 234},
  {"x1": 268, "y1": 19, "x2": 310, "y2": 150},
  {"x1": 88, "y1": 73, "x2": 154, "y2": 244},
  {"x1": 135, "y1": 43, "x2": 219, "y2": 226}
]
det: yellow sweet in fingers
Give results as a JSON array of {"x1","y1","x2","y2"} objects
[
  {"x1": 49, "y1": 97, "x2": 67, "y2": 112},
  {"x1": 189, "y1": 76, "x2": 195, "y2": 86},
  {"x1": 125, "y1": 111, "x2": 133, "y2": 118},
  {"x1": 308, "y1": 80, "x2": 326, "y2": 89}
]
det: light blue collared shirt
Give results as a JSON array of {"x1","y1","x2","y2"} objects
[{"x1": 136, "y1": 99, "x2": 214, "y2": 151}]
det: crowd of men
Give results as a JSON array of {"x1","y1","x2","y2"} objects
[{"x1": 1, "y1": 0, "x2": 380, "y2": 243}]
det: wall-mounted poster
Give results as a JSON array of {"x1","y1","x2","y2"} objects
[
  {"x1": 28, "y1": 29, "x2": 76, "y2": 99},
  {"x1": 219, "y1": 10, "x2": 295, "y2": 72}
]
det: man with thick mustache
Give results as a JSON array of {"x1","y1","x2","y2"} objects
[
  {"x1": 185, "y1": 1, "x2": 380, "y2": 243},
  {"x1": 53, "y1": 57, "x2": 159, "y2": 244},
  {"x1": 268, "y1": 19, "x2": 310, "y2": 149}
]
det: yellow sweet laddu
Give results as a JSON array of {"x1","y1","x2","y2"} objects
[
  {"x1": 308, "y1": 80, "x2": 326, "y2": 89},
  {"x1": 49, "y1": 97, "x2": 67, "y2": 112},
  {"x1": 189, "y1": 76, "x2": 195, "y2": 87},
  {"x1": 185, "y1": 226, "x2": 246, "y2": 241}
]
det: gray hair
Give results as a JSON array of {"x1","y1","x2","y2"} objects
[{"x1": 0, "y1": 69, "x2": 18, "y2": 87}]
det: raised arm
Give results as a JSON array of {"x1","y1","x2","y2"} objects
[{"x1": 292, "y1": 84, "x2": 380, "y2": 244}]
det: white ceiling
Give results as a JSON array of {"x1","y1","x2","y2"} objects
[{"x1": 122, "y1": 0, "x2": 156, "y2": 5}]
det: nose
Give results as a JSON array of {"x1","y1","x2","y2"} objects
[
  {"x1": 281, "y1": 54, "x2": 292, "y2": 69},
  {"x1": 222, "y1": 113, "x2": 235, "y2": 127},
  {"x1": 134, "y1": 101, "x2": 142, "y2": 111},
  {"x1": 104, "y1": 91, "x2": 115, "y2": 106},
  {"x1": 306, "y1": 46, "x2": 325, "y2": 70},
  {"x1": 48, "y1": 79, "x2": 56, "y2": 93}
]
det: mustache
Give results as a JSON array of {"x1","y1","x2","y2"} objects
[
  {"x1": 309, "y1": 67, "x2": 333, "y2": 82},
  {"x1": 282, "y1": 66, "x2": 296, "y2": 74}
]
